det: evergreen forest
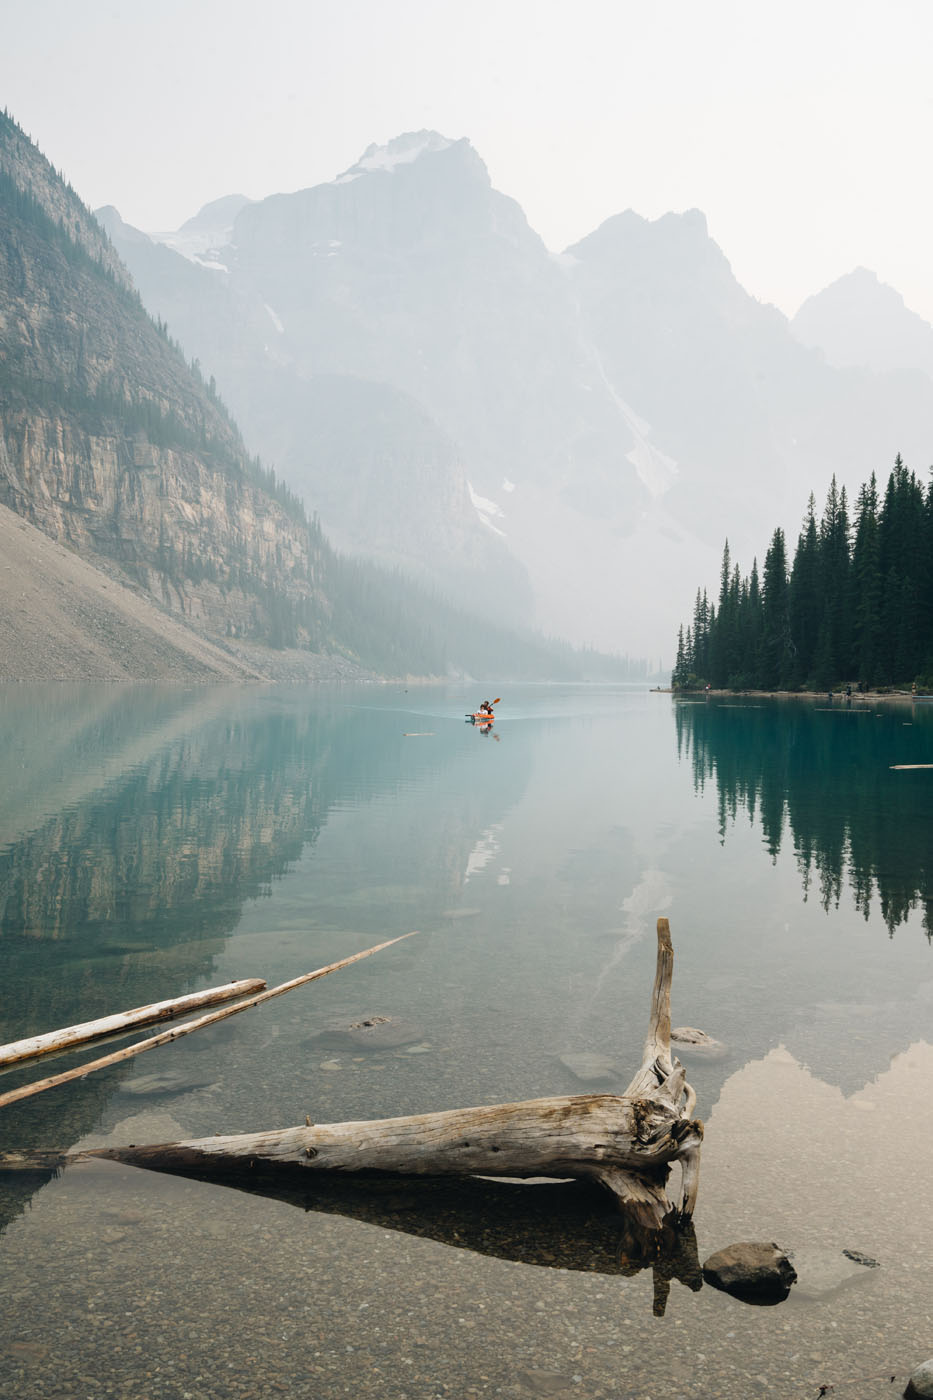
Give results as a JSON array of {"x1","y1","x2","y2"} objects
[{"x1": 671, "y1": 456, "x2": 933, "y2": 692}]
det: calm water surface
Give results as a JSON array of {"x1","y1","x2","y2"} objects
[{"x1": 1, "y1": 684, "x2": 931, "y2": 1400}]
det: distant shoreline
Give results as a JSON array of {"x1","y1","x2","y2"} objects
[{"x1": 668, "y1": 688, "x2": 928, "y2": 703}]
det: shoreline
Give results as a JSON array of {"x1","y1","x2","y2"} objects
[{"x1": 670, "y1": 687, "x2": 928, "y2": 703}]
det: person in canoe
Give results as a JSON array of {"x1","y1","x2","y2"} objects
[{"x1": 479, "y1": 699, "x2": 494, "y2": 716}]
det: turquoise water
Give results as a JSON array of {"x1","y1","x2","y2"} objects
[{"x1": 1, "y1": 684, "x2": 931, "y2": 1399}]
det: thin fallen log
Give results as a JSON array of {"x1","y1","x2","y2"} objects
[
  {"x1": 0, "y1": 933, "x2": 415, "y2": 1111},
  {"x1": 1, "y1": 920, "x2": 701, "y2": 1256},
  {"x1": 0, "y1": 978, "x2": 267, "y2": 1070}
]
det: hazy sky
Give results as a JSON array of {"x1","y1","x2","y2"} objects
[{"x1": 3, "y1": 0, "x2": 933, "y2": 320}]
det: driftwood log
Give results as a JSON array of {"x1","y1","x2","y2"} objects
[
  {"x1": 0, "y1": 978, "x2": 267, "y2": 1070},
  {"x1": 0, "y1": 934, "x2": 414, "y2": 1111},
  {"x1": 1, "y1": 919, "x2": 702, "y2": 1256}
]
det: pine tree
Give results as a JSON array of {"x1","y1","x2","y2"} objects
[
  {"x1": 760, "y1": 528, "x2": 791, "y2": 689},
  {"x1": 851, "y1": 474, "x2": 883, "y2": 687},
  {"x1": 740, "y1": 558, "x2": 762, "y2": 687},
  {"x1": 878, "y1": 455, "x2": 927, "y2": 681},
  {"x1": 813, "y1": 475, "x2": 852, "y2": 685},
  {"x1": 672, "y1": 625, "x2": 687, "y2": 689},
  {"x1": 789, "y1": 495, "x2": 820, "y2": 685},
  {"x1": 692, "y1": 589, "x2": 711, "y2": 683}
]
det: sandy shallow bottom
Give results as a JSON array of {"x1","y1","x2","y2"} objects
[{"x1": 1, "y1": 1043, "x2": 932, "y2": 1400}]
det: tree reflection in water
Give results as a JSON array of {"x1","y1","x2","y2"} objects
[{"x1": 674, "y1": 696, "x2": 933, "y2": 937}]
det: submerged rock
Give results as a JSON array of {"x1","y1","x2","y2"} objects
[
  {"x1": 843, "y1": 1247, "x2": 880, "y2": 1268},
  {"x1": 906, "y1": 1359, "x2": 933, "y2": 1398},
  {"x1": 516, "y1": 1370, "x2": 576, "y2": 1396},
  {"x1": 305, "y1": 1015, "x2": 424, "y2": 1052},
  {"x1": 671, "y1": 1026, "x2": 727, "y2": 1060},
  {"x1": 119, "y1": 1070, "x2": 218, "y2": 1097},
  {"x1": 786, "y1": 1247, "x2": 879, "y2": 1299},
  {"x1": 558, "y1": 1052, "x2": 621, "y2": 1084},
  {"x1": 702, "y1": 1241, "x2": 797, "y2": 1304}
]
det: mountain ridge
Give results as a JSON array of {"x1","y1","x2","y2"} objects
[
  {"x1": 100, "y1": 128, "x2": 933, "y2": 655},
  {"x1": 791, "y1": 266, "x2": 933, "y2": 381},
  {"x1": 3, "y1": 113, "x2": 642, "y2": 682}
]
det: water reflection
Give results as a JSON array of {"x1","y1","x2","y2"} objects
[
  {"x1": 674, "y1": 697, "x2": 933, "y2": 935},
  {"x1": 66, "y1": 1158, "x2": 702, "y2": 1314},
  {"x1": 0, "y1": 685, "x2": 533, "y2": 1201},
  {"x1": 4, "y1": 686, "x2": 933, "y2": 1398}
]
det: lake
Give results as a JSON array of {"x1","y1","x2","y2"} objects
[{"x1": 1, "y1": 683, "x2": 932, "y2": 1400}]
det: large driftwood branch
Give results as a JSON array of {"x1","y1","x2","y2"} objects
[{"x1": 1, "y1": 920, "x2": 701, "y2": 1253}]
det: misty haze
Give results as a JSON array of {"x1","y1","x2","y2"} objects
[{"x1": 3, "y1": 6, "x2": 933, "y2": 1400}]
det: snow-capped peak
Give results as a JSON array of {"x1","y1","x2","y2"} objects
[
  {"x1": 334, "y1": 131, "x2": 455, "y2": 184},
  {"x1": 148, "y1": 194, "x2": 253, "y2": 270}
]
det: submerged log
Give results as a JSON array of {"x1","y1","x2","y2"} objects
[
  {"x1": 0, "y1": 920, "x2": 702, "y2": 1255},
  {"x1": 0, "y1": 933, "x2": 415, "y2": 1111},
  {"x1": 0, "y1": 978, "x2": 267, "y2": 1070}
]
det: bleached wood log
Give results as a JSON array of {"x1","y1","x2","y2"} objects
[
  {"x1": 106, "y1": 1087, "x2": 702, "y2": 1189},
  {"x1": 0, "y1": 979, "x2": 267, "y2": 1070},
  {"x1": 0, "y1": 933, "x2": 415, "y2": 1111}
]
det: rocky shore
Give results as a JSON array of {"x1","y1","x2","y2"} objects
[{"x1": 0, "y1": 502, "x2": 377, "y2": 684}]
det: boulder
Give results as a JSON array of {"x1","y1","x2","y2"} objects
[
  {"x1": 702, "y1": 1241, "x2": 797, "y2": 1304},
  {"x1": 906, "y1": 1359, "x2": 933, "y2": 1399},
  {"x1": 671, "y1": 1026, "x2": 727, "y2": 1060}
]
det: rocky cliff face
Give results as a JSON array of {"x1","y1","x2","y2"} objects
[{"x1": 0, "y1": 111, "x2": 325, "y2": 649}]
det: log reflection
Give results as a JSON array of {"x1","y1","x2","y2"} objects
[{"x1": 119, "y1": 1157, "x2": 703, "y2": 1314}]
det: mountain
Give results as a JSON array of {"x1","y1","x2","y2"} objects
[
  {"x1": 791, "y1": 266, "x2": 933, "y2": 381},
  {"x1": 564, "y1": 211, "x2": 933, "y2": 551},
  {"x1": 99, "y1": 131, "x2": 933, "y2": 656},
  {"x1": 100, "y1": 132, "x2": 654, "y2": 648},
  {"x1": 5, "y1": 113, "x2": 620, "y2": 683},
  {"x1": 97, "y1": 146, "x2": 536, "y2": 626},
  {"x1": 0, "y1": 111, "x2": 331, "y2": 668},
  {"x1": 0, "y1": 501, "x2": 264, "y2": 681}
]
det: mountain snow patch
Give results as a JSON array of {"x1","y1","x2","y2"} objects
[
  {"x1": 468, "y1": 483, "x2": 507, "y2": 537},
  {"x1": 264, "y1": 304, "x2": 284, "y2": 333},
  {"x1": 587, "y1": 347, "x2": 679, "y2": 496},
  {"x1": 335, "y1": 131, "x2": 454, "y2": 183},
  {"x1": 151, "y1": 227, "x2": 234, "y2": 267}
]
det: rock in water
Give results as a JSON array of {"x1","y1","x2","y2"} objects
[
  {"x1": 906, "y1": 1359, "x2": 933, "y2": 1398},
  {"x1": 558, "y1": 1052, "x2": 621, "y2": 1084},
  {"x1": 119, "y1": 1070, "x2": 218, "y2": 1097},
  {"x1": 785, "y1": 1247, "x2": 878, "y2": 1299},
  {"x1": 304, "y1": 1016, "x2": 424, "y2": 1051},
  {"x1": 671, "y1": 1026, "x2": 727, "y2": 1060},
  {"x1": 842, "y1": 1247, "x2": 880, "y2": 1267},
  {"x1": 702, "y1": 1241, "x2": 797, "y2": 1304}
]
